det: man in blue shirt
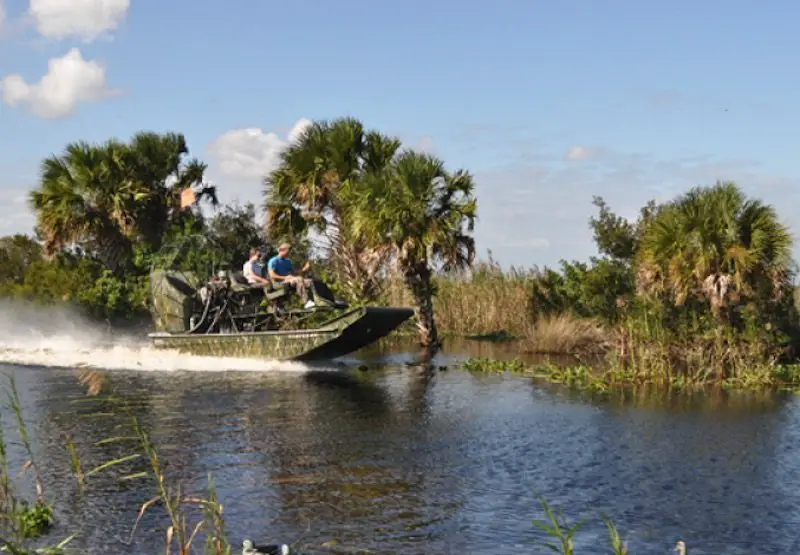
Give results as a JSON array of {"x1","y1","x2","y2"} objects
[{"x1": 267, "y1": 242, "x2": 315, "y2": 308}]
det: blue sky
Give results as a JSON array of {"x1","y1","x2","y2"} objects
[{"x1": 2, "y1": 0, "x2": 800, "y2": 268}]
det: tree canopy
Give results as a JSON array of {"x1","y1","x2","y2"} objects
[{"x1": 29, "y1": 132, "x2": 217, "y2": 273}]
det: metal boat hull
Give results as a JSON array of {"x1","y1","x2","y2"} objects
[{"x1": 147, "y1": 306, "x2": 414, "y2": 361}]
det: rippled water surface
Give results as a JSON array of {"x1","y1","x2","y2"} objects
[{"x1": 4, "y1": 344, "x2": 800, "y2": 554}]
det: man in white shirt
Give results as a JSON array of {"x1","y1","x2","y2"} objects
[{"x1": 242, "y1": 248, "x2": 270, "y2": 286}]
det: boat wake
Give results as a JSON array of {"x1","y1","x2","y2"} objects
[{"x1": 0, "y1": 301, "x2": 309, "y2": 373}]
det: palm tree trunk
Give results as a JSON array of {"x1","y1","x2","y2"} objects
[{"x1": 403, "y1": 262, "x2": 440, "y2": 348}]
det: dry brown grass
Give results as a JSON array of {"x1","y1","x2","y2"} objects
[
  {"x1": 378, "y1": 258, "x2": 610, "y2": 359},
  {"x1": 379, "y1": 258, "x2": 534, "y2": 337},
  {"x1": 521, "y1": 313, "x2": 610, "y2": 356},
  {"x1": 77, "y1": 369, "x2": 107, "y2": 396}
]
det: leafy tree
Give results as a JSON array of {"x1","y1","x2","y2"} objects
[
  {"x1": 0, "y1": 245, "x2": 148, "y2": 323},
  {"x1": 0, "y1": 235, "x2": 43, "y2": 285},
  {"x1": 589, "y1": 196, "x2": 658, "y2": 262},
  {"x1": 529, "y1": 259, "x2": 635, "y2": 324},
  {"x1": 264, "y1": 117, "x2": 401, "y2": 302},
  {"x1": 636, "y1": 181, "x2": 793, "y2": 321},
  {"x1": 29, "y1": 140, "x2": 140, "y2": 272},
  {"x1": 28, "y1": 132, "x2": 217, "y2": 274},
  {"x1": 125, "y1": 131, "x2": 218, "y2": 251},
  {"x1": 347, "y1": 150, "x2": 477, "y2": 347},
  {"x1": 207, "y1": 202, "x2": 268, "y2": 269}
]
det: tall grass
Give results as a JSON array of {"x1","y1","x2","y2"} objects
[
  {"x1": 532, "y1": 497, "x2": 638, "y2": 555},
  {"x1": 128, "y1": 415, "x2": 232, "y2": 555},
  {"x1": 0, "y1": 368, "x2": 234, "y2": 554},
  {"x1": 380, "y1": 259, "x2": 615, "y2": 361},
  {"x1": 606, "y1": 310, "x2": 800, "y2": 388},
  {"x1": 380, "y1": 257, "x2": 535, "y2": 337},
  {"x1": 0, "y1": 373, "x2": 75, "y2": 552},
  {"x1": 70, "y1": 379, "x2": 233, "y2": 555},
  {"x1": 521, "y1": 314, "x2": 609, "y2": 357}
]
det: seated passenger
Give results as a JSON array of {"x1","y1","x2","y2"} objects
[
  {"x1": 242, "y1": 247, "x2": 270, "y2": 286},
  {"x1": 267, "y1": 242, "x2": 316, "y2": 308}
]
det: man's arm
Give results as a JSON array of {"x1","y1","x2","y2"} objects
[{"x1": 251, "y1": 273, "x2": 270, "y2": 285}]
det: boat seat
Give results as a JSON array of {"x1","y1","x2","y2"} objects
[{"x1": 228, "y1": 270, "x2": 288, "y2": 302}]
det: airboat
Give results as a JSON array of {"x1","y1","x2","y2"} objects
[{"x1": 147, "y1": 236, "x2": 414, "y2": 361}]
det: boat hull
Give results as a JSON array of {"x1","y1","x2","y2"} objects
[{"x1": 147, "y1": 306, "x2": 414, "y2": 361}]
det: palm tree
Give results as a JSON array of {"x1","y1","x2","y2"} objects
[
  {"x1": 264, "y1": 117, "x2": 400, "y2": 302},
  {"x1": 28, "y1": 132, "x2": 217, "y2": 273},
  {"x1": 346, "y1": 150, "x2": 478, "y2": 347},
  {"x1": 636, "y1": 181, "x2": 793, "y2": 320},
  {"x1": 30, "y1": 139, "x2": 145, "y2": 272},
  {"x1": 127, "y1": 131, "x2": 218, "y2": 250}
]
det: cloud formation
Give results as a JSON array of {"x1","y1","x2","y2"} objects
[
  {"x1": 202, "y1": 121, "x2": 800, "y2": 268},
  {"x1": 565, "y1": 145, "x2": 594, "y2": 161},
  {"x1": 473, "y1": 146, "x2": 800, "y2": 267},
  {"x1": 28, "y1": 0, "x2": 130, "y2": 42},
  {"x1": 206, "y1": 119, "x2": 312, "y2": 180},
  {"x1": 204, "y1": 119, "x2": 312, "y2": 210},
  {"x1": 0, "y1": 187, "x2": 35, "y2": 238},
  {"x1": 0, "y1": 48, "x2": 119, "y2": 119}
]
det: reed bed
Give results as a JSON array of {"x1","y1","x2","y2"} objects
[
  {"x1": 520, "y1": 314, "x2": 610, "y2": 357},
  {"x1": 376, "y1": 259, "x2": 798, "y2": 388},
  {"x1": 380, "y1": 258, "x2": 535, "y2": 337}
]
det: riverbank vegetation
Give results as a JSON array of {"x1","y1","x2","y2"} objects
[
  {"x1": 382, "y1": 181, "x2": 800, "y2": 390},
  {"x1": 2, "y1": 118, "x2": 800, "y2": 388}
]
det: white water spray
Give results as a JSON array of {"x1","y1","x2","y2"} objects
[{"x1": 0, "y1": 301, "x2": 310, "y2": 373}]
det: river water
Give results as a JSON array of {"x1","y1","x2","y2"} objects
[{"x1": 1, "y1": 336, "x2": 800, "y2": 554}]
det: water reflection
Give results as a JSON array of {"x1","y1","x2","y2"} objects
[{"x1": 4, "y1": 360, "x2": 800, "y2": 554}]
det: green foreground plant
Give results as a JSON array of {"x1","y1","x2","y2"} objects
[
  {"x1": 63, "y1": 392, "x2": 233, "y2": 555},
  {"x1": 532, "y1": 497, "x2": 585, "y2": 554},
  {"x1": 0, "y1": 374, "x2": 74, "y2": 554},
  {"x1": 128, "y1": 416, "x2": 232, "y2": 555},
  {"x1": 532, "y1": 497, "x2": 634, "y2": 555},
  {"x1": 0, "y1": 369, "x2": 235, "y2": 554}
]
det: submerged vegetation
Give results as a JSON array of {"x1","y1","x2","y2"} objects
[{"x1": 0, "y1": 118, "x2": 799, "y2": 388}]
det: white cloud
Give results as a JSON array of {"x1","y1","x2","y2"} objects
[
  {"x1": 473, "y1": 148, "x2": 800, "y2": 268},
  {"x1": 0, "y1": 187, "x2": 35, "y2": 237},
  {"x1": 418, "y1": 136, "x2": 435, "y2": 153},
  {"x1": 287, "y1": 118, "x2": 312, "y2": 143},
  {"x1": 28, "y1": 0, "x2": 129, "y2": 42},
  {"x1": 207, "y1": 118, "x2": 312, "y2": 180},
  {"x1": 566, "y1": 145, "x2": 594, "y2": 161},
  {"x1": 1, "y1": 48, "x2": 119, "y2": 119}
]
